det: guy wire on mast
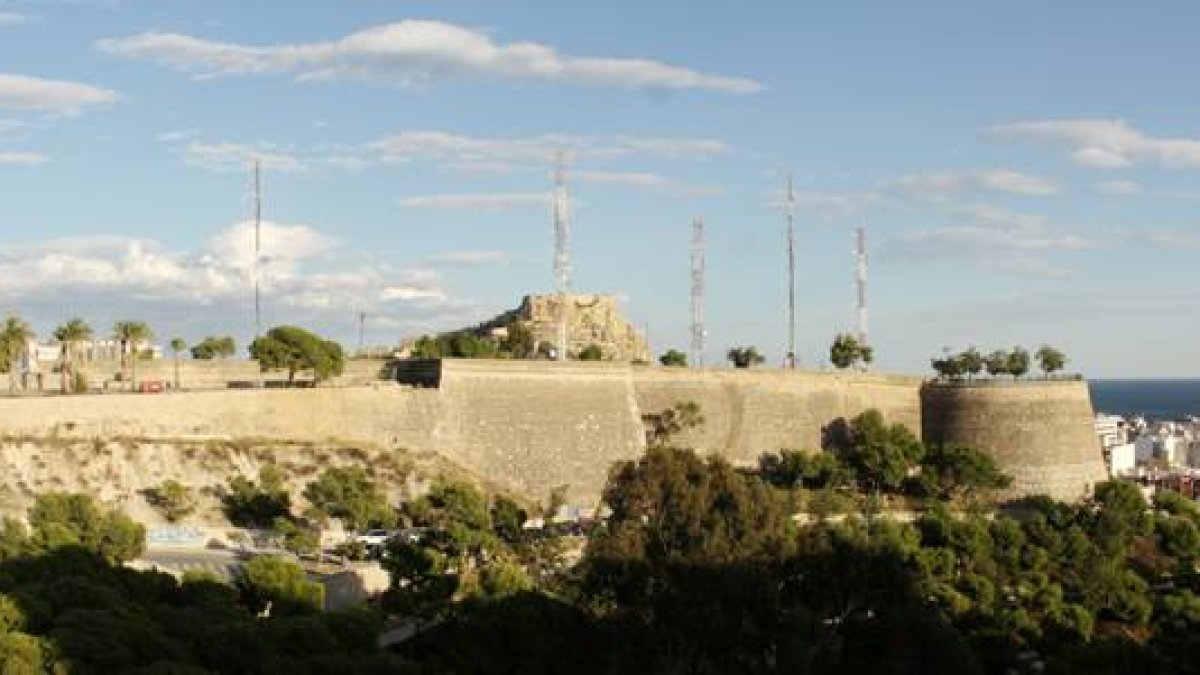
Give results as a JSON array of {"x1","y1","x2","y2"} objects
[
  {"x1": 552, "y1": 151, "x2": 571, "y2": 361},
  {"x1": 690, "y1": 216, "x2": 705, "y2": 367},
  {"x1": 785, "y1": 174, "x2": 796, "y2": 369}
]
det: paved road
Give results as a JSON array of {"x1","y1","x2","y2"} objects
[{"x1": 133, "y1": 547, "x2": 246, "y2": 580}]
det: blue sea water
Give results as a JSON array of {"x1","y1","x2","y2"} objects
[{"x1": 1088, "y1": 379, "x2": 1200, "y2": 420}]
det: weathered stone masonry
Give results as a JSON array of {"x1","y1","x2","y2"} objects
[{"x1": 0, "y1": 360, "x2": 1107, "y2": 504}]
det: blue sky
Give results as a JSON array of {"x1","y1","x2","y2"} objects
[{"x1": 1, "y1": 0, "x2": 1198, "y2": 376}]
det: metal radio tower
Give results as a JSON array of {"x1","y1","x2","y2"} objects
[
  {"x1": 785, "y1": 174, "x2": 797, "y2": 368},
  {"x1": 855, "y1": 226, "x2": 869, "y2": 347},
  {"x1": 690, "y1": 217, "x2": 706, "y2": 367},
  {"x1": 552, "y1": 152, "x2": 571, "y2": 360}
]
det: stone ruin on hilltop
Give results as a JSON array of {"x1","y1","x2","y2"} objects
[{"x1": 476, "y1": 293, "x2": 651, "y2": 362}]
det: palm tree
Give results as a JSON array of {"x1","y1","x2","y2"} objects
[
  {"x1": 113, "y1": 321, "x2": 153, "y2": 390},
  {"x1": 0, "y1": 315, "x2": 34, "y2": 393},
  {"x1": 169, "y1": 337, "x2": 187, "y2": 390},
  {"x1": 53, "y1": 318, "x2": 92, "y2": 394}
]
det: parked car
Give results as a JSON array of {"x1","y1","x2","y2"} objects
[{"x1": 354, "y1": 529, "x2": 392, "y2": 547}]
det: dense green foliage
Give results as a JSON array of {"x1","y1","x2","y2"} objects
[
  {"x1": 190, "y1": 335, "x2": 237, "y2": 359},
  {"x1": 830, "y1": 332, "x2": 873, "y2": 369},
  {"x1": 658, "y1": 348, "x2": 688, "y2": 367},
  {"x1": 0, "y1": 314, "x2": 33, "y2": 376},
  {"x1": 0, "y1": 494, "x2": 404, "y2": 672},
  {"x1": 934, "y1": 344, "x2": 1067, "y2": 380},
  {"x1": 302, "y1": 466, "x2": 396, "y2": 532},
  {"x1": 726, "y1": 345, "x2": 765, "y2": 368},
  {"x1": 223, "y1": 466, "x2": 293, "y2": 528},
  {"x1": 1036, "y1": 344, "x2": 1067, "y2": 376},
  {"x1": 409, "y1": 320, "x2": 540, "y2": 360},
  {"x1": 250, "y1": 325, "x2": 345, "y2": 383},
  {"x1": 26, "y1": 492, "x2": 145, "y2": 563},
  {"x1": 577, "y1": 344, "x2": 604, "y2": 361},
  {"x1": 758, "y1": 410, "x2": 1010, "y2": 505},
  {"x1": 400, "y1": 410, "x2": 1200, "y2": 674},
  {"x1": 144, "y1": 479, "x2": 196, "y2": 523}
]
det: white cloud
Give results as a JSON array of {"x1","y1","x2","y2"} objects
[
  {"x1": 788, "y1": 191, "x2": 888, "y2": 220},
  {"x1": 399, "y1": 192, "x2": 550, "y2": 210},
  {"x1": 885, "y1": 203, "x2": 1096, "y2": 265},
  {"x1": 892, "y1": 168, "x2": 1058, "y2": 198},
  {"x1": 162, "y1": 130, "x2": 732, "y2": 187},
  {"x1": 1143, "y1": 228, "x2": 1197, "y2": 249},
  {"x1": 612, "y1": 137, "x2": 730, "y2": 159},
  {"x1": 363, "y1": 130, "x2": 728, "y2": 165},
  {"x1": 431, "y1": 250, "x2": 511, "y2": 266},
  {"x1": 0, "y1": 11, "x2": 26, "y2": 25},
  {"x1": 184, "y1": 140, "x2": 305, "y2": 172},
  {"x1": 206, "y1": 220, "x2": 335, "y2": 271},
  {"x1": 0, "y1": 151, "x2": 45, "y2": 165},
  {"x1": 989, "y1": 119, "x2": 1200, "y2": 170},
  {"x1": 380, "y1": 286, "x2": 447, "y2": 302},
  {"x1": 155, "y1": 128, "x2": 200, "y2": 143},
  {"x1": 0, "y1": 73, "x2": 117, "y2": 114},
  {"x1": 0, "y1": 223, "x2": 451, "y2": 320},
  {"x1": 97, "y1": 20, "x2": 761, "y2": 93},
  {"x1": 574, "y1": 169, "x2": 720, "y2": 196},
  {"x1": 1095, "y1": 179, "x2": 1142, "y2": 196}
]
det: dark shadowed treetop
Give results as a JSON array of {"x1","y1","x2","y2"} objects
[
  {"x1": 658, "y1": 349, "x2": 688, "y2": 367},
  {"x1": 591, "y1": 446, "x2": 795, "y2": 566},
  {"x1": 726, "y1": 346, "x2": 765, "y2": 369},
  {"x1": 830, "y1": 333, "x2": 873, "y2": 370},
  {"x1": 190, "y1": 335, "x2": 237, "y2": 359},
  {"x1": 1036, "y1": 344, "x2": 1067, "y2": 376}
]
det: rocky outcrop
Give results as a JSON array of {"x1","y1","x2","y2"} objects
[{"x1": 480, "y1": 294, "x2": 651, "y2": 362}]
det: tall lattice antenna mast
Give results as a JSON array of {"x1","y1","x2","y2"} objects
[
  {"x1": 856, "y1": 226, "x2": 869, "y2": 347},
  {"x1": 785, "y1": 174, "x2": 796, "y2": 368},
  {"x1": 552, "y1": 151, "x2": 571, "y2": 360},
  {"x1": 252, "y1": 160, "x2": 262, "y2": 342},
  {"x1": 690, "y1": 216, "x2": 706, "y2": 367}
]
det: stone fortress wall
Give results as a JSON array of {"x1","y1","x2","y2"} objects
[
  {"x1": 921, "y1": 379, "x2": 1109, "y2": 500},
  {"x1": 0, "y1": 358, "x2": 1109, "y2": 505}
]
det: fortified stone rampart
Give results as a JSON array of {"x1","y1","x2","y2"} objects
[
  {"x1": 67, "y1": 358, "x2": 387, "y2": 391},
  {"x1": 0, "y1": 359, "x2": 1107, "y2": 505},
  {"x1": 920, "y1": 380, "x2": 1108, "y2": 501},
  {"x1": 630, "y1": 368, "x2": 922, "y2": 464}
]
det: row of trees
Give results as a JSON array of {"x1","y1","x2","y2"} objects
[
  {"x1": 410, "y1": 322, "x2": 610, "y2": 362},
  {"x1": 0, "y1": 314, "x2": 250, "y2": 393},
  {"x1": 411, "y1": 321, "x2": 540, "y2": 360},
  {"x1": 758, "y1": 410, "x2": 1011, "y2": 503},
  {"x1": 932, "y1": 344, "x2": 1068, "y2": 380},
  {"x1": 0, "y1": 316, "x2": 160, "y2": 392}
]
